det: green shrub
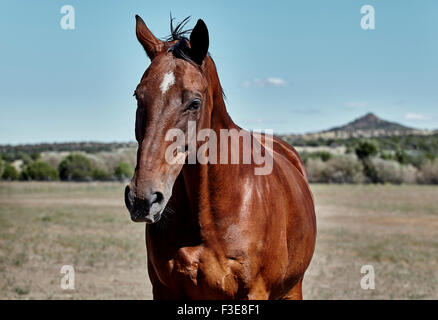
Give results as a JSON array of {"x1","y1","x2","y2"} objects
[
  {"x1": 92, "y1": 168, "x2": 111, "y2": 181},
  {"x1": 30, "y1": 152, "x2": 41, "y2": 161},
  {"x1": 58, "y1": 153, "x2": 94, "y2": 181},
  {"x1": 20, "y1": 161, "x2": 59, "y2": 181},
  {"x1": 380, "y1": 151, "x2": 396, "y2": 161},
  {"x1": 2, "y1": 163, "x2": 19, "y2": 180},
  {"x1": 114, "y1": 161, "x2": 134, "y2": 180},
  {"x1": 314, "y1": 151, "x2": 332, "y2": 162},
  {"x1": 16, "y1": 152, "x2": 32, "y2": 165},
  {"x1": 355, "y1": 140, "x2": 379, "y2": 160},
  {"x1": 355, "y1": 140, "x2": 380, "y2": 182},
  {"x1": 301, "y1": 151, "x2": 333, "y2": 164}
]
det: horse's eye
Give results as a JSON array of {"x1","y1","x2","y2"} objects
[{"x1": 186, "y1": 99, "x2": 201, "y2": 111}]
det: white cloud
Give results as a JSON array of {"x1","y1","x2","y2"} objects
[
  {"x1": 404, "y1": 113, "x2": 429, "y2": 121},
  {"x1": 242, "y1": 77, "x2": 288, "y2": 87},
  {"x1": 345, "y1": 101, "x2": 367, "y2": 108},
  {"x1": 266, "y1": 77, "x2": 287, "y2": 86},
  {"x1": 242, "y1": 81, "x2": 252, "y2": 88}
]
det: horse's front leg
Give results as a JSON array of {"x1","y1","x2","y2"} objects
[
  {"x1": 247, "y1": 277, "x2": 269, "y2": 300},
  {"x1": 152, "y1": 282, "x2": 183, "y2": 300},
  {"x1": 280, "y1": 278, "x2": 303, "y2": 300},
  {"x1": 148, "y1": 261, "x2": 184, "y2": 300}
]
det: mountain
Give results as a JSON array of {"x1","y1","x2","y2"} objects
[
  {"x1": 329, "y1": 112, "x2": 411, "y2": 133},
  {"x1": 297, "y1": 112, "x2": 433, "y2": 140}
]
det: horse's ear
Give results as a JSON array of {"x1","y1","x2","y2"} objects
[
  {"x1": 189, "y1": 19, "x2": 209, "y2": 66},
  {"x1": 135, "y1": 15, "x2": 164, "y2": 60}
]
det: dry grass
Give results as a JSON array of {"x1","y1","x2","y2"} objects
[
  {"x1": 0, "y1": 182, "x2": 150, "y2": 299},
  {"x1": 304, "y1": 184, "x2": 438, "y2": 299},
  {"x1": 0, "y1": 182, "x2": 437, "y2": 299}
]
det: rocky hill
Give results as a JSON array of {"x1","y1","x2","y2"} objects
[{"x1": 296, "y1": 113, "x2": 433, "y2": 140}]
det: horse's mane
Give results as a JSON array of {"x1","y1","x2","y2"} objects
[
  {"x1": 165, "y1": 15, "x2": 197, "y2": 65},
  {"x1": 167, "y1": 15, "x2": 192, "y2": 41},
  {"x1": 165, "y1": 15, "x2": 226, "y2": 100}
]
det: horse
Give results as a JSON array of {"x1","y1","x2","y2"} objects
[{"x1": 124, "y1": 15, "x2": 317, "y2": 300}]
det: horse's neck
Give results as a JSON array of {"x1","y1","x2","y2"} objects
[
  {"x1": 206, "y1": 57, "x2": 235, "y2": 132},
  {"x1": 181, "y1": 61, "x2": 236, "y2": 232},
  {"x1": 181, "y1": 159, "x2": 230, "y2": 239}
]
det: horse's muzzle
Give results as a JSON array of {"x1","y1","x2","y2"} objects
[{"x1": 124, "y1": 185, "x2": 165, "y2": 223}]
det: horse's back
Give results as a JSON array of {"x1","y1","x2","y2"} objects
[{"x1": 271, "y1": 135, "x2": 308, "y2": 181}]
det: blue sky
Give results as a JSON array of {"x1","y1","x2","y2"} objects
[{"x1": 1, "y1": 0, "x2": 437, "y2": 144}]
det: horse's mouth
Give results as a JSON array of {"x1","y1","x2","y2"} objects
[
  {"x1": 130, "y1": 210, "x2": 163, "y2": 224},
  {"x1": 129, "y1": 200, "x2": 165, "y2": 224}
]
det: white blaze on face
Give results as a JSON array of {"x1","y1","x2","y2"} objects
[{"x1": 160, "y1": 71, "x2": 175, "y2": 95}]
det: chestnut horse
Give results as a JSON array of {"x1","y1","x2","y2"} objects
[{"x1": 125, "y1": 15, "x2": 316, "y2": 300}]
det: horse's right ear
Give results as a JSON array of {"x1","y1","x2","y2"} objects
[
  {"x1": 189, "y1": 19, "x2": 209, "y2": 66},
  {"x1": 135, "y1": 15, "x2": 164, "y2": 60}
]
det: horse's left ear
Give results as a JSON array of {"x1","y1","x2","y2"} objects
[{"x1": 190, "y1": 19, "x2": 209, "y2": 66}]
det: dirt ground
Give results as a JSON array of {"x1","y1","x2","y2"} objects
[{"x1": 0, "y1": 182, "x2": 437, "y2": 299}]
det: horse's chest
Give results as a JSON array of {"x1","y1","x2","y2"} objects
[{"x1": 156, "y1": 246, "x2": 244, "y2": 299}]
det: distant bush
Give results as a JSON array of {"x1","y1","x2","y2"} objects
[
  {"x1": 418, "y1": 159, "x2": 438, "y2": 184},
  {"x1": 370, "y1": 158, "x2": 418, "y2": 184},
  {"x1": 40, "y1": 153, "x2": 64, "y2": 169},
  {"x1": 114, "y1": 161, "x2": 134, "y2": 180},
  {"x1": 326, "y1": 155, "x2": 366, "y2": 183},
  {"x1": 355, "y1": 140, "x2": 379, "y2": 160},
  {"x1": 354, "y1": 140, "x2": 381, "y2": 182},
  {"x1": 361, "y1": 157, "x2": 380, "y2": 183},
  {"x1": 317, "y1": 151, "x2": 333, "y2": 162},
  {"x1": 58, "y1": 153, "x2": 94, "y2": 181},
  {"x1": 2, "y1": 163, "x2": 19, "y2": 180},
  {"x1": 20, "y1": 161, "x2": 59, "y2": 181},
  {"x1": 0, "y1": 154, "x2": 3, "y2": 177},
  {"x1": 301, "y1": 151, "x2": 332, "y2": 164},
  {"x1": 306, "y1": 154, "x2": 419, "y2": 184},
  {"x1": 402, "y1": 165, "x2": 419, "y2": 184},
  {"x1": 30, "y1": 152, "x2": 41, "y2": 161},
  {"x1": 380, "y1": 151, "x2": 396, "y2": 161},
  {"x1": 307, "y1": 158, "x2": 330, "y2": 183},
  {"x1": 17, "y1": 152, "x2": 32, "y2": 165},
  {"x1": 395, "y1": 149, "x2": 412, "y2": 165},
  {"x1": 91, "y1": 168, "x2": 111, "y2": 181},
  {"x1": 307, "y1": 154, "x2": 365, "y2": 183}
]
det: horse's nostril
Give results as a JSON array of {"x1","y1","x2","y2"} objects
[
  {"x1": 124, "y1": 185, "x2": 133, "y2": 211},
  {"x1": 150, "y1": 192, "x2": 164, "y2": 206},
  {"x1": 127, "y1": 188, "x2": 164, "y2": 218}
]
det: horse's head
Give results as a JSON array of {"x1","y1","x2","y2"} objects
[{"x1": 125, "y1": 15, "x2": 211, "y2": 223}]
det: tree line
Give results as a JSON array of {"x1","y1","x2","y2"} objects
[
  {"x1": 1, "y1": 135, "x2": 438, "y2": 184},
  {"x1": 301, "y1": 140, "x2": 438, "y2": 184},
  {"x1": 0, "y1": 153, "x2": 134, "y2": 182}
]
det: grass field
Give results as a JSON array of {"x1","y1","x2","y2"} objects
[{"x1": 0, "y1": 182, "x2": 437, "y2": 299}]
